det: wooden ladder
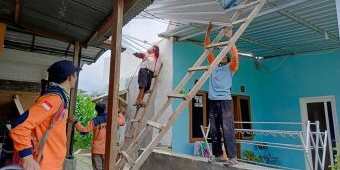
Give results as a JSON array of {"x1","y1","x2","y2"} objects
[
  {"x1": 116, "y1": 0, "x2": 267, "y2": 169},
  {"x1": 118, "y1": 63, "x2": 163, "y2": 158}
]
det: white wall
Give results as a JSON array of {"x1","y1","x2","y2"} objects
[
  {"x1": 0, "y1": 49, "x2": 68, "y2": 82},
  {"x1": 124, "y1": 38, "x2": 173, "y2": 146},
  {"x1": 153, "y1": 38, "x2": 173, "y2": 146}
]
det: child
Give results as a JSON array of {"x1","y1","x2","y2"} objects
[{"x1": 132, "y1": 45, "x2": 160, "y2": 107}]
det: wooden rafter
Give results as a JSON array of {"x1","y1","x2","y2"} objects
[
  {"x1": 0, "y1": 23, "x2": 5, "y2": 53},
  {"x1": 15, "y1": 0, "x2": 20, "y2": 23},
  {"x1": 86, "y1": 0, "x2": 141, "y2": 46}
]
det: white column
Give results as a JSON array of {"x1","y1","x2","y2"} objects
[{"x1": 336, "y1": 0, "x2": 340, "y2": 37}]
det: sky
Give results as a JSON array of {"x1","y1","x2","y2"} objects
[{"x1": 78, "y1": 18, "x2": 168, "y2": 94}]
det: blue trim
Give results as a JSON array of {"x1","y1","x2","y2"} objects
[
  {"x1": 92, "y1": 115, "x2": 107, "y2": 126},
  {"x1": 11, "y1": 111, "x2": 29, "y2": 128},
  {"x1": 19, "y1": 148, "x2": 32, "y2": 158},
  {"x1": 43, "y1": 86, "x2": 67, "y2": 109}
]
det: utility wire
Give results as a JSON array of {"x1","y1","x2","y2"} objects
[
  {"x1": 124, "y1": 36, "x2": 149, "y2": 50},
  {"x1": 123, "y1": 34, "x2": 153, "y2": 46},
  {"x1": 139, "y1": 11, "x2": 186, "y2": 27}
]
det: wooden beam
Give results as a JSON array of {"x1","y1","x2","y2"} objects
[
  {"x1": 105, "y1": 0, "x2": 123, "y2": 169},
  {"x1": 66, "y1": 41, "x2": 81, "y2": 158},
  {"x1": 86, "y1": 0, "x2": 139, "y2": 46},
  {"x1": 0, "y1": 23, "x2": 5, "y2": 55},
  {"x1": 15, "y1": 0, "x2": 20, "y2": 23}
]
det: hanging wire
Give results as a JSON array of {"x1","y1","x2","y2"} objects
[
  {"x1": 138, "y1": 14, "x2": 182, "y2": 27},
  {"x1": 258, "y1": 56, "x2": 288, "y2": 73},
  {"x1": 125, "y1": 60, "x2": 143, "y2": 89},
  {"x1": 139, "y1": 9, "x2": 188, "y2": 27},
  {"x1": 124, "y1": 36, "x2": 149, "y2": 51},
  {"x1": 121, "y1": 35, "x2": 150, "y2": 89},
  {"x1": 123, "y1": 34, "x2": 153, "y2": 46},
  {"x1": 142, "y1": 10, "x2": 186, "y2": 26}
]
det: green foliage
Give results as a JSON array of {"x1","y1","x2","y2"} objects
[
  {"x1": 329, "y1": 143, "x2": 340, "y2": 170},
  {"x1": 331, "y1": 154, "x2": 340, "y2": 170},
  {"x1": 72, "y1": 93, "x2": 96, "y2": 152},
  {"x1": 243, "y1": 150, "x2": 262, "y2": 163}
]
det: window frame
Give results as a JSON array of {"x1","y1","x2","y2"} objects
[{"x1": 189, "y1": 90, "x2": 208, "y2": 142}]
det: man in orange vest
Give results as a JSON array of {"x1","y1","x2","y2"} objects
[
  {"x1": 10, "y1": 60, "x2": 81, "y2": 170},
  {"x1": 69, "y1": 101, "x2": 125, "y2": 170}
]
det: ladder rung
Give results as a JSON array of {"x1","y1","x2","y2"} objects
[
  {"x1": 188, "y1": 66, "x2": 209, "y2": 72},
  {"x1": 167, "y1": 93, "x2": 186, "y2": 99},
  {"x1": 205, "y1": 41, "x2": 229, "y2": 49},
  {"x1": 236, "y1": 0, "x2": 261, "y2": 10},
  {"x1": 233, "y1": 18, "x2": 247, "y2": 25},
  {"x1": 130, "y1": 119, "x2": 140, "y2": 122},
  {"x1": 146, "y1": 120, "x2": 163, "y2": 130},
  {"x1": 121, "y1": 151, "x2": 135, "y2": 165},
  {"x1": 125, "y1": 134, "x2": 133, "y2": 138}
]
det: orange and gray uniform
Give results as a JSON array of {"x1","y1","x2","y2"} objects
[
  {"x1": 75, "y1": 113, "x2": 125, "y2": 154},
  {"x1": 10, "y1": 92, "x2": 68, "y2": 170},
  {"x1": 75, "y1": 113, "x2": 107, "y2": 154}
]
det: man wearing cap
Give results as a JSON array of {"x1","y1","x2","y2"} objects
[
  {"x1": 69, "y1": 101, "x2": 125, "y2": 170},
  {"x1": 10, "y1": 60, "x2": 81, "y2": 170}
]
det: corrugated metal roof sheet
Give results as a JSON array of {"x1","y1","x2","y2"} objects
[
  {"x1": 4, "y1": 29, "x2": 104, "y2": 64},
  {"x1": 0, "y1": 0, "x2": 153, "y2": 64},
  {"x1": 156, "y1": 0, "x2": 340, "y2": 58}
]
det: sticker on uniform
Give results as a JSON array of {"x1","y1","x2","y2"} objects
[{"x1": 42, "y1": 101, "x2": 53, "y2": 111}]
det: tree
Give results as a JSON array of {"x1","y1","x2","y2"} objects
[{"x1": 73, "y1": 93, "x2": 96, "y2": 152}]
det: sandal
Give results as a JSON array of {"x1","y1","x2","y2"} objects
[
  {"x1": 133, "y1": 100, "x2": 146, "y2": 108},
  {"x1": 224, "y1": 158, "x2": 238, "y2": 166}
]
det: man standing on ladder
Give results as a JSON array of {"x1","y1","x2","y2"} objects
[
  {"x1": 205, "y1": 22, "x2": 239, "y2": 166},
  {"x1": 132, "y1": 45, "x2": 160, "y2": 108}
]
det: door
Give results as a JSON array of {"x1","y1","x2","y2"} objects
[{"x1": 300, "y1": 96, "x2": 340, "y2": 170}]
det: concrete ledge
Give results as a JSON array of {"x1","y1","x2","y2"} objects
[
  {"x1": 140, "y1": 149, "x2": 277, "y2": 170},
  {"x1": 74, "y1": 149, "x2": 91, "y2": 155}
]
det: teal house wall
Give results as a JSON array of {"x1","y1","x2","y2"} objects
[{"x1": 172, "y1": 41, "x2": 340, "y2": 169}]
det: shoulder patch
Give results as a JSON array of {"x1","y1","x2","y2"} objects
[{"x1": 41, "y1": 100, "x2": 53, "y2": 111}]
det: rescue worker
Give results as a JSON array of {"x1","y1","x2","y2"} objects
[
  {"x1": 69, "y1": 101, "x2": 125, "y2": 170},
  {"x1": 10, "y1": 60, "x2": 81, "y2": 170}
]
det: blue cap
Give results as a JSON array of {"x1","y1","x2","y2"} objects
[
  {"x1": 47, "y1": 60, "x2": 81, "y2": 83},
  {"x1": 95, "y1": 101, "x2": 106, "y2": 114}
]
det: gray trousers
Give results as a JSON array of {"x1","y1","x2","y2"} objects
[
  {"x1": 209, "y1": 100, "x2": 237, "y2": 158},
  {"x1": 92, "y1": 154, "x2": 104, "y2": 170}
]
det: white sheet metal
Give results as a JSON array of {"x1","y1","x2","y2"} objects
[
  {"x1": 150, "y1": 0, "x2": 340, "y2": 57},
  {"x1": 147, "y1": 0, "x2": 231, "y2": 25}
]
